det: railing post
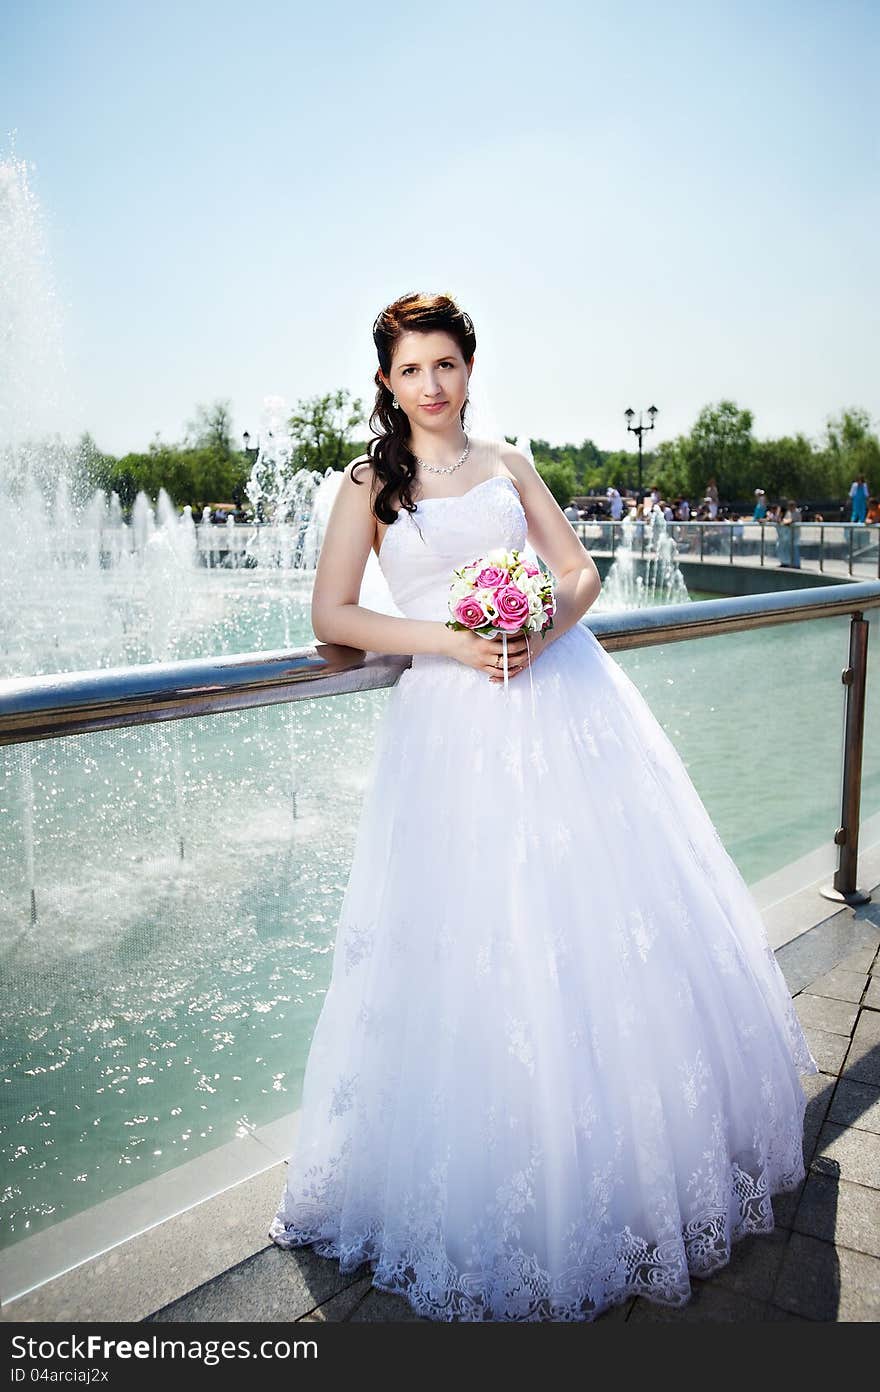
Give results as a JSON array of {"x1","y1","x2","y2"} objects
[
  {"x1": 848, "y1": 524, "x2": 854, "y2": 576},
  {"x1": 821, "y1": 610, "x2": 872, "y2": 905},
  {"x1": 819, "y1": 524, "x2": 824, "y2": 574}
]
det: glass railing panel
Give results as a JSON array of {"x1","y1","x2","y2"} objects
[
  {"x1": 0, "y1": 681, "x2": 390, "y2": 1253},
  {"x1": 2, "y1": 564, "x2": 317, "y2": 678},
  {"x1": 610, "y1": 613, "x2": 851, "y2": 885},
  {"x1": 861, "y1": 608, "x2": 880, "y2": 831},
  {"x1": 573, "y1": 521, "x2": 880, "y2": 579}
]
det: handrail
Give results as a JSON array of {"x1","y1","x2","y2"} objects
[
  {"x1": 572, "y1": 517, "x2": 880, "y2": 577},
  {"x1": 2, "y1": 580, "x2": 879, "y2": 746}
]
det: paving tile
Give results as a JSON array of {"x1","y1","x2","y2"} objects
[
  {"x1": 803, "y1": 1071, "x2": 834, "y2": 1148},
  {"x1": 837, "y1": 944, "x2": 879, "y2": 976},
  {"x1": 810, "y1": 1120, "x2": 880, "y2": 1189},
  {"x1": 794, "y1": 993, "x2": 860, "y2": 1037},
  {"x1": 693, "y1": 1226, "x2": 791, "y2": 1302},
  {"x1": 299, "y1": 1275, "x2": 375, "y2": 1321},
  {"x1": 842, "y1": 1010, "x2": 880, "y2": 1087},
  {"x1": 146, "y1": 1244, "x2": 368, "y2": 1323},
  {"x1": 803, "y1": 1025, "x2": 850, "y2": 1075},
  {"x1": 772, "y1": 1230, "x2": 880, "y2": 1320},
  {"x1": 771, "y1": 1180, "x2": 806, "y2": 1229},
  {"x1": 805, "y1": 966, "x2": 869, "y2": 1005},
  {"x1": 793, "y1": 1173, "x2": 880, "y2": 1258},
  {"x1": 865, "y1": 977, "x2": 880, "y2": 1009},
  {"x1": 775, "y1": 1073, "x2": 839, "y2": 1226},
  {"x1": 827, "y1": 1077, "x2": 880, "y2": 1134},
  {"x1": 628, "y1": 1281, "x2": 795, "y2": 1322},
  {"x1": 348, "y1": 1287, "x2": 432, "y2": 1322},
  {"x1": 775, "y1": 921, "x2": 878, "y2": 997}
]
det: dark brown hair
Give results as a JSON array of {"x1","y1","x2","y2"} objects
[{"x1": 353, "y1": 291, "x2": 477, "y2": 525}]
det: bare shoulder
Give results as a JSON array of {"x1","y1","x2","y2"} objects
[{"x1": 497, "y1": 439, "x2": 533, "y2": 487}]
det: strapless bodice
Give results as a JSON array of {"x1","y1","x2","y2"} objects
[{"x1": 377, "y1": 475, "x2": 530, "y2": 622}]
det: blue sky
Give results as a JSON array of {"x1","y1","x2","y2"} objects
[{"x1": 2, "y1": 0, "x2": 877, "y2": 457}]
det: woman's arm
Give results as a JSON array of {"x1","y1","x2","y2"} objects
[
  {"x1": 311, "y1": 459, "x2": 454, "y2": 657},
  {"x1": 500, "y1": 445, "x2": 602, "y2": 645}
]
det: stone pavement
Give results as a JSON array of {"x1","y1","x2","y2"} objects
[{"x1": 4, "y1": 888, "x2": 879, "y2": 1325}]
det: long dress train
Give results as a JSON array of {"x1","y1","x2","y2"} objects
[{"x1": 268, "y1": 438, "x2": 819, "y2": 1322}]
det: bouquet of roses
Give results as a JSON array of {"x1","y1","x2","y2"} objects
[{"x1": 446, "y1": 547, "x2": 557, "y2": 703}]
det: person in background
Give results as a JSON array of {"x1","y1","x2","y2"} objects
[
  {"x1": 777, "y1": 497, "x2": 802, "y2": 567},
  {"x1": 705, "y1": 477, "x2": 719, "y2": 520},
  {"x1": 866, "y1": 495, "x2": 880, "y2": 524},
  {"x1": 849, "y1": 475, "x2": 869, "y2": 523},
  {"x1": 753, "y1": 488, "x2": 767, "y2": 521},
  {"x1": 606, "y1": 486, "x2": 623, "y2": 522}
]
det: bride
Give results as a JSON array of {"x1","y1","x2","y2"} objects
[{"x1": 268, "y1": 290, "x2": 819, "y2": 1322}]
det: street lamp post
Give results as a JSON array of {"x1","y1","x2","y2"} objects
[
  {"x1": 624, "y1": 405, "x2": 659, "y2": 496},
  {"x1": 242, "y1": 430, "x2": 261, "y2": 466}
]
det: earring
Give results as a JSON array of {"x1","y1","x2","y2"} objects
[{"x1": 392, "y1": 395, "x2": 400, "y2": 409}]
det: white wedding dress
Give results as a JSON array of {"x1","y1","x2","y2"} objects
[{"x1": 269, "y1": 438, "x2": 819, "y2": 1322}]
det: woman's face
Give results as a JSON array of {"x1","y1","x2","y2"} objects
[{"x1": 380, "y1": 330, "x2": 473, "y2": 427}]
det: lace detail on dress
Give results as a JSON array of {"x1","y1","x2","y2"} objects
[{"x1": 268, "y1": 1128, "x2": 807, "y2": 1322}]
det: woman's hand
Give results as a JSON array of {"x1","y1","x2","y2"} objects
[{"x1": 445, "y1": 628, "x2": 540, "y2": 682}]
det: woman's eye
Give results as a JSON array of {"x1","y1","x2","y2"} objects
[{"x1": 401, "y1": 362, "x2": 454, "y2": 376}]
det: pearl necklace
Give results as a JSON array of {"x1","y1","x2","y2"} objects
[{"x1": 413, "y1": 433, "x2": 471, "y2": 475}]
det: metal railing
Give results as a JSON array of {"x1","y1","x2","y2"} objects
[
  {"x1": 2, "y1": 580, "x2": 879, "y2": 903},
  {"x1": 572, "y1": 518, "x2": 880, "y2": 577},
  {"x1": 154, "y1": 517, "x2": 880, "y2": 577}
]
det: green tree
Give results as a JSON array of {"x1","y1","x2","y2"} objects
[
  {"x1": 751, "y1": 434, "x2": 821, "y2": 501},
  {"x1": 530, "y1": 437, "x2": 606, "y2": 493},
  {"x1": 821, "y1": 408, "x2": 880, "y2": 494},
  {"x1": 536, "y1": 459, "x2": 577, "y2": 507},
  {"x1": 597, "y1": 448, "x2": 648, "y2": 493},
  {"x1": 184, "y1": 399, "x2": 235, "y2": 458},
  {"x1": 652, "y1": 436, "x2": 693, "y2": 499},
  {"x1": 288, "y1": 389, "x2": 365, "y2": 472},
  {"x1": 688, "y1": 400, "x2": 754, "y2": 497}
]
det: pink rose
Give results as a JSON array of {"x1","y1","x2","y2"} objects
[
  {"x1": 475, "y1": 564, "x2": 509, "y2": 588},
  {"x1": 522, "y1": 561, "x2": 539, "y2": 576},
  {"x1": 495, "y1": 584, "x2": 530, "y2": 632},
  {"x1": 453, "y1": 595, "x2": 489, "y2": 629}
]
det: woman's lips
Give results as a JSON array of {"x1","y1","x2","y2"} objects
[{"x1": 421, "y1": 402, "x2": 447, "y2": 412}]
